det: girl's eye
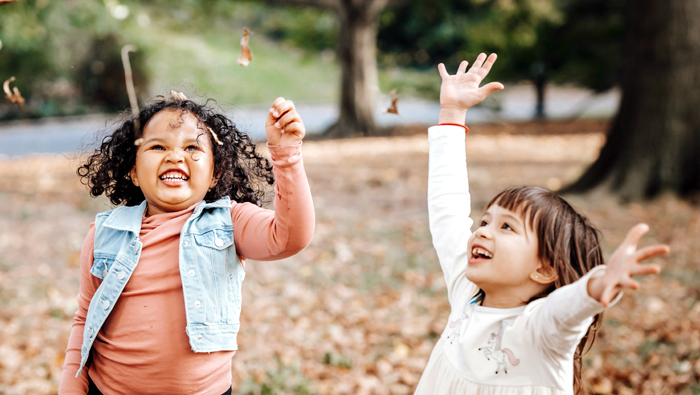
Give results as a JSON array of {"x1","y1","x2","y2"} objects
[
  {"x1": 502, "y1": 223, "x2": 514, "y2": 231},
  {"x1": 150, "y1": 145, "x2": 165, "y2": 151},
  {"x1": 185, "y1": 145, "x2": 200, "y2": 151},
  {"x1": 480, "y1": 220, "x2": 488, "y2": 227}
]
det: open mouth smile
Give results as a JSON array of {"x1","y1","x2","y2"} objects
[
  {"x1": 159, "y1": 170, "x2": 189, "y2": 183},
  {"x1": 470, "y1": 245, "x2": 493, "y2": 262}
]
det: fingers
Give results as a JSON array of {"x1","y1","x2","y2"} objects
[
  {"x1": 276, "y1": 106, "x2": 300, "y2": 129},
  {"x1": 636, "y1": 244, "x2": 670, "y2": 262},
  {"x1": 437, "y1": 63, "x2": 449, "y2": 79},
  {"x1": 630, "y1": 263, "x2": 661, "y2": 277},
  {"x1": 468, "y1": 53, "x2": 487, "y2": 73},
  {"x1": 456, "y1": 60, "x2": 469, "y2": 75},
  {"x1": 269, "y1": 99, "x2": 298, "y2": 129},
  {"x1": 269, "y1": 97, "x2": 286, "y2": 115},
  {"x1": 284, "y1": 121, "x2": 305, "y2": 138},
  {"x1": 623, "y1": 223, "x2": 650, "y2": 248},
  {"x1": 480, "y1": 82, "x2": 505, "y2": 97},
  {"x1": 621, "y1": 277, "x2": 640, "y2": 291},
  {"x1": 600, "y1": 286, "x2": 616, "y2": 307},
  {"x1": 478, "y1": 53, "x2": 498, "y2": 78},
  {"x1": 266, "y1": 97, "x2": 286, "y2": 126}
]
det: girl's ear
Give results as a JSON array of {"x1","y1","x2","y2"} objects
[
  {"x1": 209, "y1": 172, "x2": 220, "y2": 189},
  {"x1": 129, "y1": 167, "x2": 140, "y2": 187},
  {"x1": 530, "y1": 263, "x2": 558, "y2": 285}
]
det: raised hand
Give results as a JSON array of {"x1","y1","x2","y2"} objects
[
  {"x1": 266, "y1": 97, "x2": 306, "y2": 146},
  {"x1": 437, "y1": 53, "x2": 504, "y2": 114},
  {"x1": 587, "y1": 224, "x2": 669, "y2": 306}
]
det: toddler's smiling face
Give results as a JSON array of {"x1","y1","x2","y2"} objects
[{"x1": 129, "y1": 109, "x2": 218, "y2": 216}]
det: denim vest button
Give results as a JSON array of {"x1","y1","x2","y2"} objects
[
  {"x1": 188, "y1": 270, "x2": 195, "y2": 276},
  {"x1": 183, "y1": 240, "x2": 189, "y2": 247},
  {"x1": 195, "y1": 300, "x2": 201, "y2": 307},
  {"x1": 215, "y1": 238, "x2": 224, "y2": 247},
  {"x1": 197, "y1": 334, "x2": 203, "y2": 340},
  {"x1": 117, "y1": 271, "x2": 126, "y2": 280},
  {"x1": 101, "y1": 300, "x2": 110, "y2": 310}
]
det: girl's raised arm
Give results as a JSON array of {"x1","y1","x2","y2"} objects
[
  {"x1": 429, "y1": 54, "x2": 503, "y2": 303},
  {"x1": 231, "y1": 98, "x2": 314, "y2": 261}
]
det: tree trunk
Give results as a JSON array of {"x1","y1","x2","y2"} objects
[
  {"x1": 324, "y1": 1, "x2": 380, "y2": 137},
  {"x1": 531, "y1": 61, "x2": 546, "y2": 119},
  {"x1": 565, "y1": 0, "x2": 700, "y2": 199}
]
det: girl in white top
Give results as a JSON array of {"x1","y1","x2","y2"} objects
[{"x1": 415, "y1": 53, "x2": 670, "y2": 395}]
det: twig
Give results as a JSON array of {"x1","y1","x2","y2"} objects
[{"x1": 121, "y1": 44, "x2": 140, "y2": 135}]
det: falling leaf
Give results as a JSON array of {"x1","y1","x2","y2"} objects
[
  {"x1": 237, "y1": 28, "x2": 252, "y2": 67},
  {"x1": 120, "y1": 45, "x2": 140, "y2": 135},
  {"x1": 383, "y1": 88, "x2": 399, "y2": 115},
  {"x1": 3, "y1": 77, "x2": 25, "y2": 105}
]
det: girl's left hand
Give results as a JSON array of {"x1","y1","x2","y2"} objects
[
  {"x1": 266, "y1": 97, "x2": 306, "y2": 146},
  {"x1": 588, "y1": 223, "x2": 670, "y2": 306}
]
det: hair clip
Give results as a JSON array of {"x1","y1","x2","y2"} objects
[{"x1": 170, "y1": 90, "x2": 188, "y2": 101}]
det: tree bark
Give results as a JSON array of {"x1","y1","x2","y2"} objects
[
  {"x1": 324, "y1": 0, "x2": 384, "y2": 137},
  {"x1": 565, "y1": 0, "x2": 700, "y2": 199}
]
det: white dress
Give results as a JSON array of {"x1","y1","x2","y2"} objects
[{"x1": 415, "y1": 126, "x2": 617, "y2": 395}]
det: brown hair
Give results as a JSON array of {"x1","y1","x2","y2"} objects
[{"x1": 483, "y1": 186, "x2": 604, "y2": 394}]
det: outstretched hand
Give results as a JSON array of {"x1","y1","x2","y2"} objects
[
  {"x1": 266, "y1": 97, "x2": 306, "y2": 146},
  {"x1": 587, "y1": 224, "x2": 669, "y2": 306},
  {"x1": 438, "y1": 53, "x2": 504, "y2": 116}
]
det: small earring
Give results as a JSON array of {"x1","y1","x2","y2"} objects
[{"x1": 535, "y1": 275, "x2": 539, "y2": 278}]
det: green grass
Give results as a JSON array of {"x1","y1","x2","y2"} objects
[
  {"x1": 127, "y1": 24, "x2": 340, "y2": 105},
  {"x1": 122, "y1": 22, "x2": 441, "y2": 106}
]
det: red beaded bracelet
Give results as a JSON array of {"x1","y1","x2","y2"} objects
[{"x1": 437, "y1": 123, "x2": 469, "y2": 133}]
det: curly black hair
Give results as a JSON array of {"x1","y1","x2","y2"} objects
[{"x1": 78, "y1": 98, "x2": 274, "y2": 207}]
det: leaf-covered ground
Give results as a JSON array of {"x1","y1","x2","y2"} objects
[{"x1": 0, "y1": 120, "x2": 697, "y2": 395}]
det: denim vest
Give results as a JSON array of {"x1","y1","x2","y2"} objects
[{"x1": 76, "y1": 197, "x2": 245, "y2": 377}]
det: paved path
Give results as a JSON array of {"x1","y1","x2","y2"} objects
[{"x1": 0, "y1": 85, "x2": 619, "y2": 158}]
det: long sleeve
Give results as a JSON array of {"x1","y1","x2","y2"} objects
[
  {"x1": 231, "y1": 143, "x2": 315, "y2": 261},
  {"x1": 428, "y1": 126, "x2": 475, "y2": 305},
  {"x1": 59, "y1": 225, "x2": 100, "y2": 394},
  {"x1": 527, "y1": 266, "x2": 620, "y2": 358}
]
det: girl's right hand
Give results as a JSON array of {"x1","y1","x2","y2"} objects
[{"x1": 437, "y1": 53, "x2": 504, "y2": 124}]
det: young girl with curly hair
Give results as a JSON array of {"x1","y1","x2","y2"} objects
[
  {"x1": 415, "y1": 53, "x2": 669, "y2": 394},
  {"x1": 59, "y1": 93, "x2": 314, "y2": 395}
]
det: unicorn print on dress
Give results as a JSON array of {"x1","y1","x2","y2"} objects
[
  {"x1": 445, "y1": 312, "x2": 468, "y2": 345},
  {"x1": 478, "y1": 319, "x2": 520, "y2": 374},
  {"x1": 446, "y1": 292, "x2": 479, "y2": 344}
]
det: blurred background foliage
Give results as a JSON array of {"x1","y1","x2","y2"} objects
[{"x1": 0, "y1": 0, "x2": 623, "y2": 120}]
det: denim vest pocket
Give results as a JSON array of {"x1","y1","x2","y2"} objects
[
  {"x1": 193, "y1": 228, "x2": 234, "y2": 275},
  {"x1": 90, "y1": 255, "x2": 116, "y2": 280}
]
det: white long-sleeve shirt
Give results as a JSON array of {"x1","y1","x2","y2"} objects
[{"x1": 415, "y1": 125, "x2": 614, "y2": 395}]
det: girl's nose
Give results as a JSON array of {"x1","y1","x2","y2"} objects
[
  {"x1": 166, "y1": 149, "x2": 185, "y2": 163},
  {"x1": 474, "y1": 225, "x2": 493, "y2": 239}
]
